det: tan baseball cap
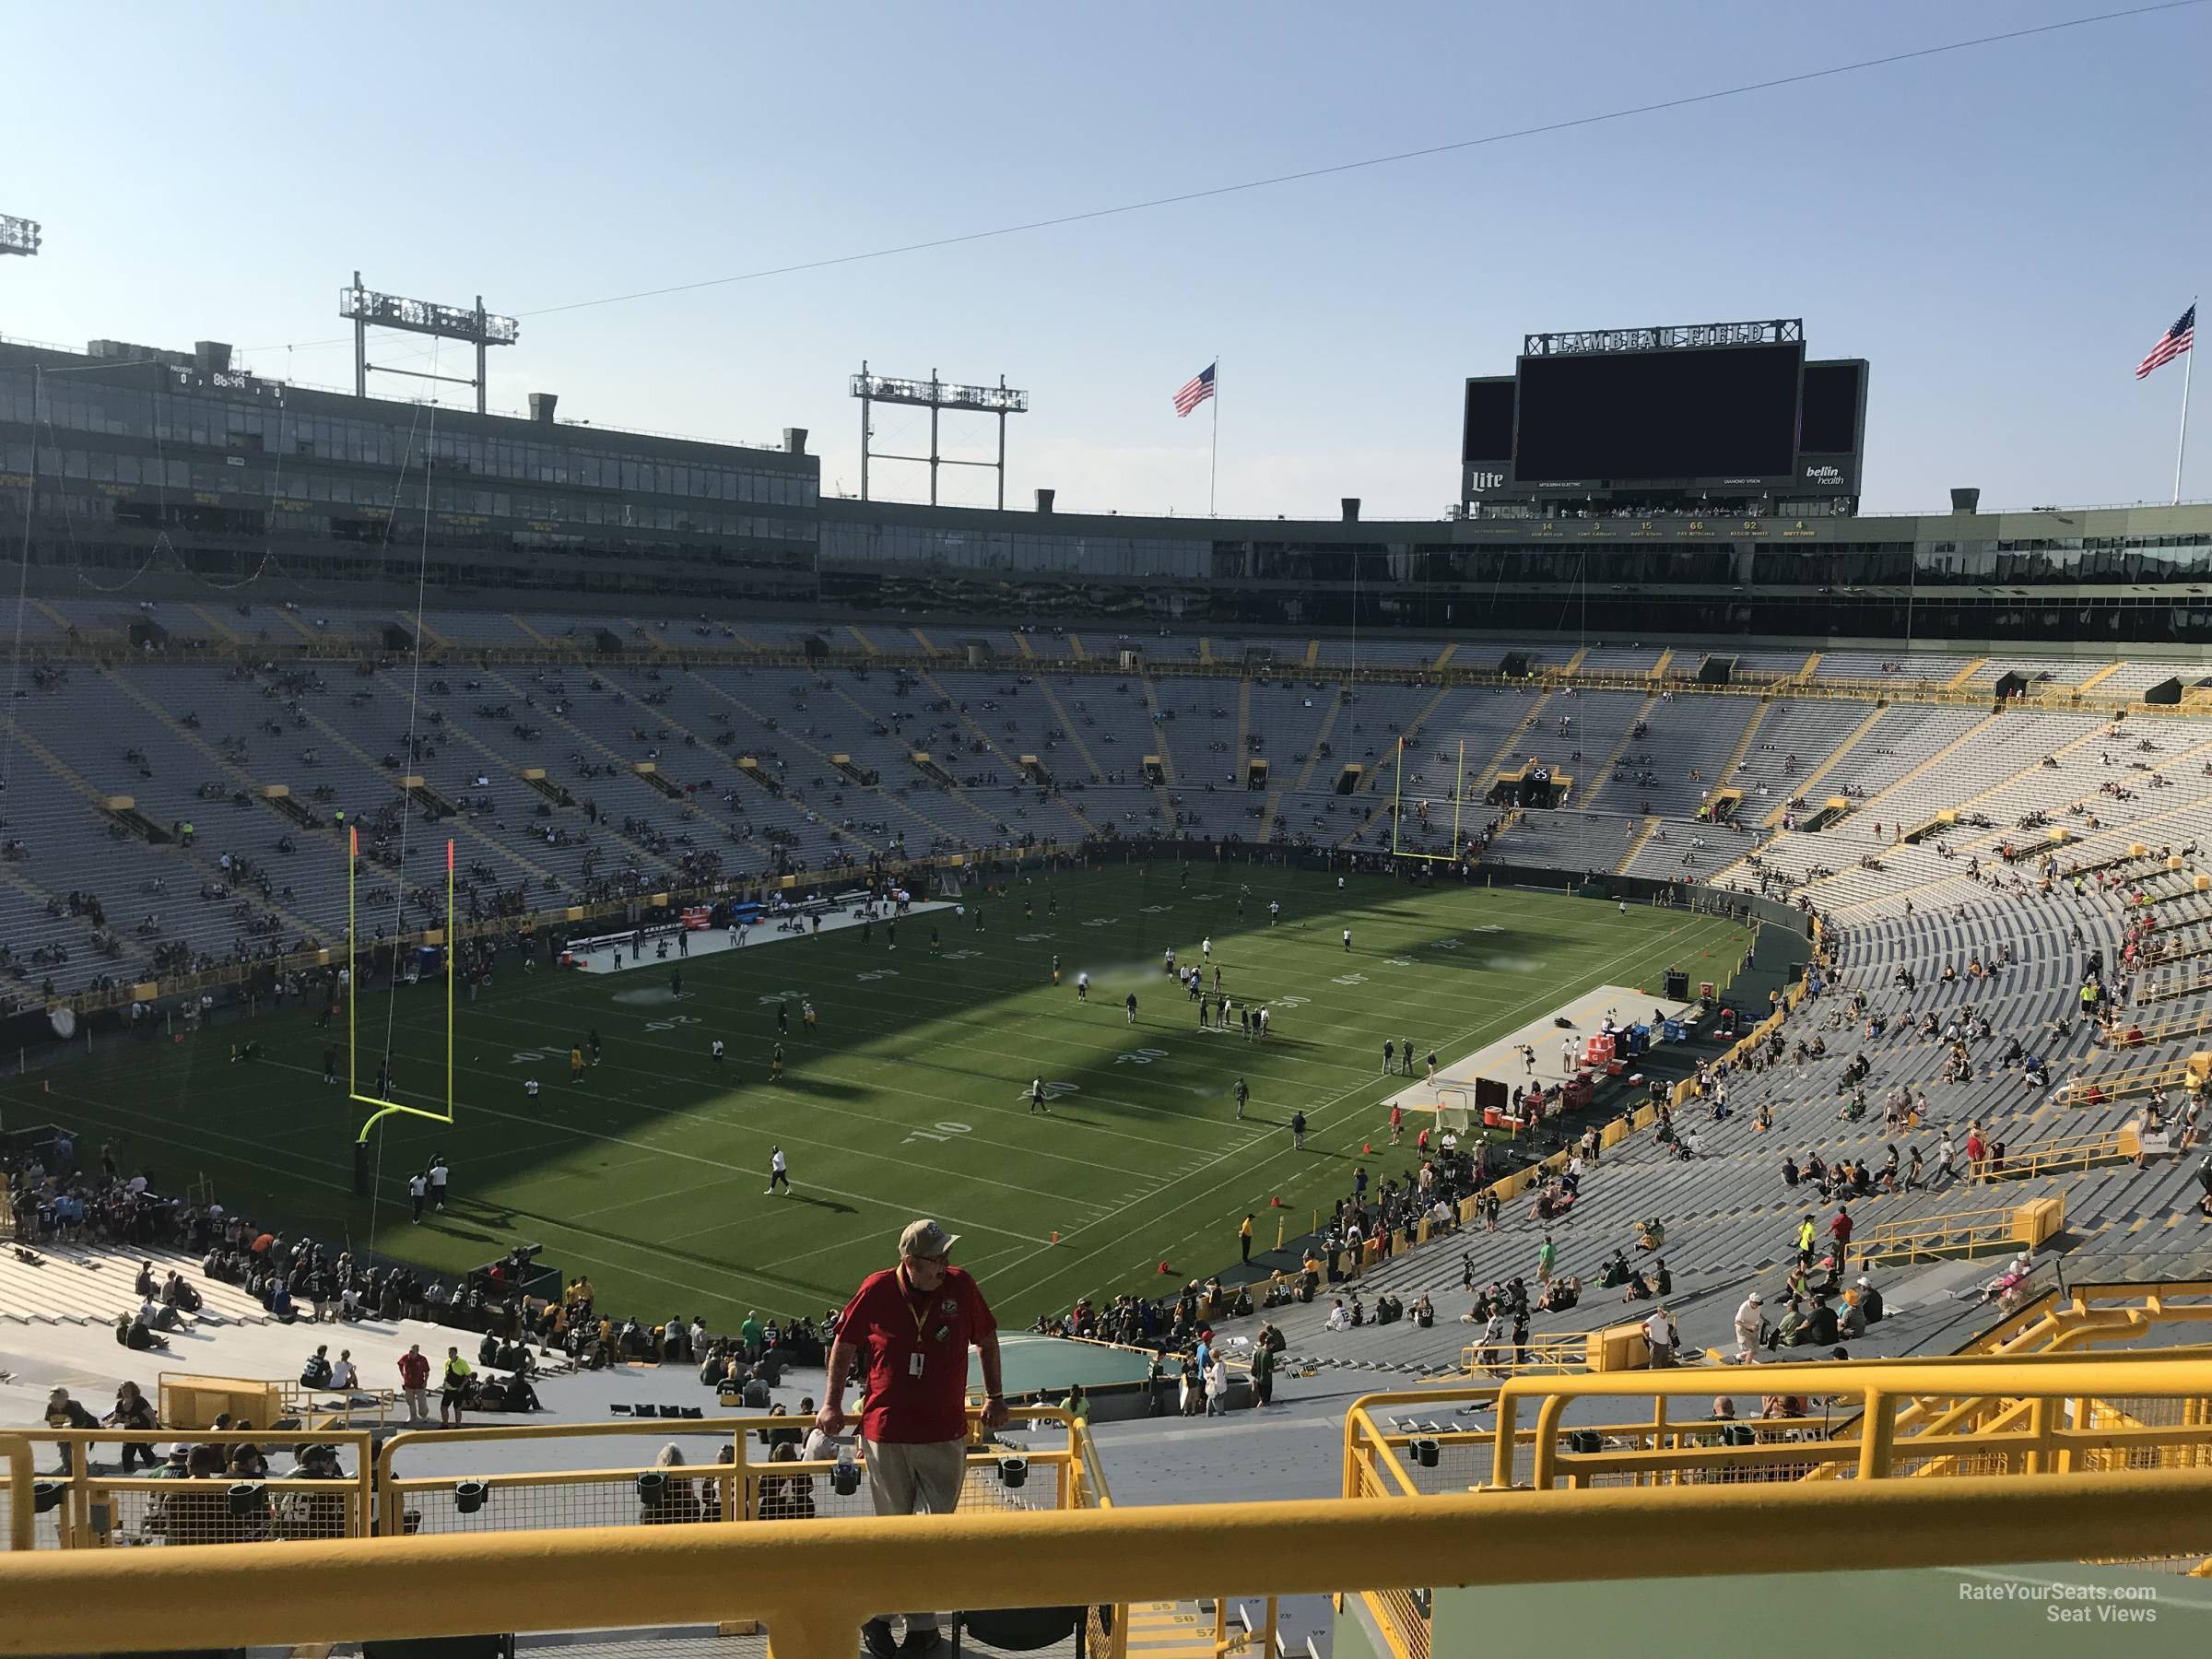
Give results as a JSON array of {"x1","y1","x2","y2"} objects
[{"x1": 900, "y1": 1218, "x2": 959, "y2": 1260}]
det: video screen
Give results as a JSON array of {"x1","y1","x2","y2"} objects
[
  {"x1": 1462, "y1": 377, "x2": 1516, "y2": 464},
  {"x1": 1513, "y1": 342, "x2": 1803, "y2": 483}
]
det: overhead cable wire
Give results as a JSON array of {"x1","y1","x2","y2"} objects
[{"x1": 237, "y1": 0, "x2": 2203, "y2": 353}]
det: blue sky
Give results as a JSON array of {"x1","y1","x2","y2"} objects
[{"x1": 2, "y1": 0, "x2": 2206, "y2": 518}]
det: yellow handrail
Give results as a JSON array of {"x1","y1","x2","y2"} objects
[
  {"x1": 1980, "y1": 1125, "x2": 2133, "y2": 1182},
  {"x1": 2057, "y1": 1060, "x2": 2194, "y2": 1104},
  {"x1": 1853, "y1": 1202, "x2": 2042, "y2": 1264},
  {"x1": 2, "y1": 1472, "x2": 2211, "y2": 1659},
  {"x1": 1489, "y1": 1357, "x2": 2212, "y2": 1489},
  {"x1": 7, "y1": 1428, "x2": 376, "y2": 1547},
  {"x1": 1459, "y1": 1335, "x2": 1590, "y2": 1376},
  {"x1": 0, "y1": 1434, "x2": 30, "y2": 1552}
]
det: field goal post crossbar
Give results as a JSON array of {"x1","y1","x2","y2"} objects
[
  {"x1": 350, "y1": 828, "x2": 457, "y2": 1144},
  {"x1": 1390, "y1": 736, "x2": 1465, "y2": 862}
]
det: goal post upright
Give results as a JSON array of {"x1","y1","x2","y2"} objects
[
  {"x1": 1390, "y1": 735, "x2": 1465, "y2": 864},
  {"x1": 351, "y1": 832, "x2": 458, "y2": 1145},
  {"x1": 347, "y1": 823, "x2": 357, "y2": 1103},
  {"x1": 1451, "y1": 738, "x2": 1465, "y2": 855},
  {"x1": 1390, "y1": 734, "x2": 1405, "y2": 859},
  {"x1": 445, "y1": 837, "x2": 453, "y2": 1122}
]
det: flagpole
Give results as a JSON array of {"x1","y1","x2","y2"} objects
[
  {"x1": 1208, "y1": 359, "x2": 1219, "y2": 518},
  {"x1": 2176, "y1": 307, "x2": 2195, "y2": 506}
]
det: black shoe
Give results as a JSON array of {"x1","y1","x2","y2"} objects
[
  {"x1": 863, "y1": 1621, "x2": 898, "y2": 1659},
  {"x1": 899, "y1": 1630, "x2": 944, "y2": 1657}
]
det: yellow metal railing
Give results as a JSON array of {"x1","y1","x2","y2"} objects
[
  {"x1": 2101, "y1": 1006, "x2": 2212, "y2": 1048},
  {"x1": 3, "y1": 1429, "x2": 375, "y2": 1549},
  {"x1": 2142, "y1": 963, "x2": 2212, "y2": 1003},
  {"x1": 1459, "y1": 1335, "x2": 1591, "y2": 1377},
  {"x1": 1852, "y1": 1195, "x2": 2061, "y2": 1265},
  {"x1": 10, "y1": 1471, "x2": 2210, "y2": 1659},
  {"x1": 6, "y1": 1364, "x2": 2212, "y2": 1654},
  {"x1": 2056, "y1": 1058, "x2": 2196, "y2": 1103},
  {"x1": 1978, "y1": 1124, "x2": 2136, "y2": 1182},
  {"x1": 2137, "y1": 932, "x2": 2212, "y2": 967},
  {"x1": 371, "y1": 1410, "x2": 1087, "y2": 1538},
  {"x1": 0, "y1": 1435, "x2": 30, "y2": 1553},
  {"x1": 1973, "y1": 1280, "x2": 2212, "y2": 1357},
  {"x1": 1346, "y1": 1353, "x2": 2212, "y2": 1497}
]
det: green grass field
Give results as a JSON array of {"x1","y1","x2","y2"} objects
[{"x1": 4, "y1": 867, "x2": 1748, "y2": 1327}]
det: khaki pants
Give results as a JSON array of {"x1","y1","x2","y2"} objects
[
  {"x1": 864, "y1": 1438, "x2": 967, "y2": 1630},
  {"x1": 863, "y1": 1436, "x2": 966, "y2": 1518}
]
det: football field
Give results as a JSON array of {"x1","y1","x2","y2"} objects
[{"x1": 7, "y1": 867, "x2": 1749, "y2": 1326}]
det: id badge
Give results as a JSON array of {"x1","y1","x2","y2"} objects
[{"x1": 908, "y1": 1351, "x2": 925, "y2": 1378}]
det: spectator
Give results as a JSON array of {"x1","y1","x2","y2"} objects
[
  {"x1": 398, "y1": 1344, "x2": 430, "y2": 1424},
  {"x1": 104, "y1": 1381, "x2": 160, "y2": 1473},
  {"x1": 159, "y1": 1445, "x2": 237, "y2": 1545},
  {"x1": 759, "y1": 1441, "x2": 816, "y2": 1520},
  {"x1": 289, "y1": 1443, "x2": 351, "y2": 1539},
  {"x1": 817, "y1": 1219, "x2": 1005, "y2": 1659},
  {"x1": 702, "y1": 1443, "x2": 738, "y2": 1524},
  {"x1": 1856, "y1": 1277, "x2": 1885, "y2": 1324},
  {"x1": 440, "y1": 1346, "x2": 474, "y2": 1426},
  {"x1": 1733, "y1": 1291, "x2": 1764, "y2": 1362},
  {"x1": 44, "y1": 1386, "x2": 99, "y2": 1475},
  {"x1": 641, "y1": 1443, "x2": 702, "y2": 1525}
]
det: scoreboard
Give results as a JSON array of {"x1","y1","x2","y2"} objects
[{"x1": 1461, "y1": 321, "x2": 1865, "y2": 510}]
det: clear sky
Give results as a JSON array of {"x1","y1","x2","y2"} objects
[{"x1": 2, "y1": 0, "x2": 2206, "y2": 519}]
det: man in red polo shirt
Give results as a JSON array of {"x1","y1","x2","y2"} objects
[{"x1": 818, "y1": 1218, "x2": 1006, "y2": 1658}]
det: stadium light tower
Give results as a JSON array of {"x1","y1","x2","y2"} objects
[
  {"x1": 0, "y1": 215, "x2": 41, "y2": 257},
  {"x1": 341, "y1": 270, "x2": 517, "y2": 414},
  {"x1": 851, "y1": 364, "x2": 1029, "y2": 507}
]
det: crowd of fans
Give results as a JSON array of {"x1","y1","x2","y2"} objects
[{"x1": 3, "y1": 1131, "x2": 842, "y2": 1405}]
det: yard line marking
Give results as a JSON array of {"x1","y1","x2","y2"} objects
[
  {"x1": 6, "y1": 1077, "x2": 853, "y2": 1312},
  {"x1": 368, "y1": 1042, "x2": 1124, "y2": 1213},
  {"x1": 987, "y1": 915, "x2": 1714, "y2": 1302},
  {"x1": 462, "y1": 1001, "x2": 1249, "y2": 1144},
  {"x1": 294, "y1": 1054, "x2": 1051, "y2": 1247}
]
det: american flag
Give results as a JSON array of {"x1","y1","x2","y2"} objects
[
  {"x1": 2136, "y1": 303, "x2": 2194, "y2": 380},
  {"x1": 1173, "y1": 362, "x2": 1216, "y2": 418}
]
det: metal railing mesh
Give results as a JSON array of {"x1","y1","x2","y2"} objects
[
  {"x1": 395, "y1": 1469, "x2": 740, "y2": 1535},
  {"x1": 0, "y1": 1474, "x2": 68, "y2": 1549},
  {"x1": 86, "y1": 1478, "x2": 363, "y2": 1546},
  {"x1": 391, "y1": 1456, "x2": 1065, "y2": 1536}
]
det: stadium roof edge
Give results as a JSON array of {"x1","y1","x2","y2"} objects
[{"x1": 828, "y1": 494, "x2": 2212, "y2": 544}]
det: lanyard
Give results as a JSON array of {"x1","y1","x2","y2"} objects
[{"x1": 896, "y1": 1265, "x2": 935, "y2": 1339}]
